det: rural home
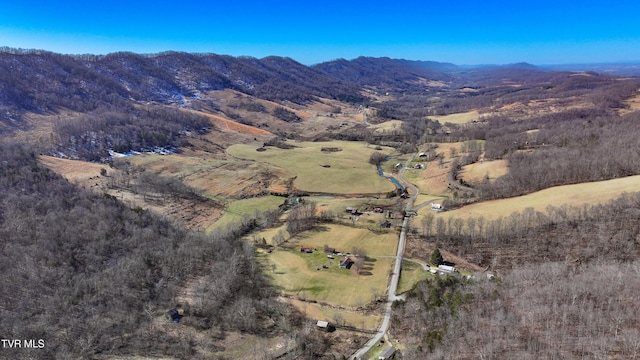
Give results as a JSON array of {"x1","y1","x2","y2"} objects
[
  {"x1": 300, "y1": 247, "x2": 314, "y2": 253},
  {"x1": 378, "y1": 345, "x2": 396, "y2": 359},
  {"x1": 324, "y1": 246, "x2": 337, "y2": 254},
  {"x1": 340, "y1": 257, "x2": 355, "y2": 269},
  {"x1": 438, "y1": 264, "x2": 456, "y2": 275}
]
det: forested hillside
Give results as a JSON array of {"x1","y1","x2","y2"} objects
[{"x1": 0, "y1": 142, "x2": 320, "y2": 359}]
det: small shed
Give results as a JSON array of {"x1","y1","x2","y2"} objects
[
  {"x1": 378, "y1": 345, "x2": 396, "y2": 359},
  {"x1": 316, "y1": 320, "x2": 329, "y2": 331},
  {"x1": 430, "y1": 202, "x2": 443, "y2": 211}
]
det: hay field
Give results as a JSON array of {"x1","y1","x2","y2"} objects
[
  {"x1": 266, "y1": 224, "x2": 397, "y2": 307},
  {"x1": 460, "y1": 159, "x2": 509, "y2": 184},
  {"x1": 227, "y1": 141, "x2": 396, "y2": 194},
  {"x1": 431, "y1": 110, "x2": 481, "y2": 124},
  {"x1": 434, "y1": 175, "x2": 640, "y2": 222}
]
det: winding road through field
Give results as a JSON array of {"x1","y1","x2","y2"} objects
[{"x1": 351, "y1": 154, "x2": 419, "y2": 360}]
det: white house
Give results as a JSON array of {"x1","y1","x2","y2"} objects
[
  {"x1": 430, "y1": 202, "x2": 443, "y2": 211},
  {"x1": 438, "y1": 264, "x2": 456, "y2": 274}
]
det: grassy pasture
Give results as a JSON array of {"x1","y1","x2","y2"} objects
[
  {"x1": 431, "y1": 110, "x2": 481, "y2": 124},
  {"x1": 460, "y1": 159, "x2": 509, "y2": 184},
  {"x1": 433, "y1": 174, "x2": 640, "y2": 222},
  {"x1": 369, "y1": 120, "x2": 404, "y2": 133},
  {"x1": 207, "y1": 195, "x2": 285, "y2": 232},
  {"x1": 127, "y1": 152, "x2": 288, "y2": 199},
  {"x1": 265, "y1": 224, "x2": 397, "y2": 307},
  {"x1": 309, "y1": 196, "x2": 396, "y2": 215},
  {"x1": 404, "y1": 142, "x2": 464, "y2": 196},
  {"x1": 310, "y1": 196, "x2": 399, "y2": 231},
  {"x1": 397, "y1": 260, "x2": 432, "y2": 294},
  {"x1": 227, "y1": 141, "x2": 396, "y2": 194},
  {"x1": 287, "y1": 298, "x2": 381, "y2": 330}
]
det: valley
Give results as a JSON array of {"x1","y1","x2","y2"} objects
[{"x1": 3, "y1": 50, "x2": 640, "y2": 359}]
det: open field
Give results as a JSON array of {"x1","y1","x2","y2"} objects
[
  {"x1": 309, "y1": 196, "x2": 397, "y2": 215},
  {"x1": 460, "y1": 159, "x2": 509, "y2": 184},
  {"x1": 264, "y1": 224, "x2": 397, "y2": 307},
  {"x1": 207, "y1": 195, "x2": 285, "y2": 232},
  {"x1": 39, "y1": 155, "x2": 109, "y2": 183},
  {"x1": 397, "y1": 260, "x2": 432, "y2": 294},
  {"x1": 184, "y1": 108, "x2": 271, "y2": 136},
  {"x1": 403, "y1": 142, "x2": 463, "y2": 196},
  {"x1": 431, "y1": 110, "x2": 481, "y2": 124},
  {"x1": 309, "y1": 196, "x2": 400, "y2": 231},
  {"x1": 368, "y1": 120, "x2": 404, "y2": 133},
  {"x1": 128, "y1": 151, "x2": 289, "y2": 198},
  {"x1": 227, "y1": 140, "x2": 396, "y2": 194},
  {"x1": 433, "y1": 174, "x2": 640, "y2": 222},
  {"x1": 287, "y1": 298, "x2": 381, "y2": 330},
  {"x1": 622, "y1": 92, "x2": 640, "y2": 114}
]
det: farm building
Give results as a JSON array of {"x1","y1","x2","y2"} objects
[
  {"x1": 324, "y1": 246, "x2": 337, "y2": 254},
  {"x1": 378, "y1": 345, "x2": 396, "y2": 359},
  {"x1": 300, "y1": 247, "x2": 314, "y2": 253},
  {"x1": 340, "y1": 257, "x2": 355, "y2": 269}
]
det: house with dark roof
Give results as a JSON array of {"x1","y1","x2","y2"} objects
[
  {"x1": 340, "y1": 257, "x2": 355, "y2": 269},
  {"x1": 324, "y1": 246, "x2": 337, "y2": 254}
]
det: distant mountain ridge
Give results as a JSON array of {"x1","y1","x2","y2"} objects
[{"x1": 0, "y1": 48, "x2": 636, "y2": 132}]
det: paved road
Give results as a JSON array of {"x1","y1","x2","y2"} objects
[{"x1": 350, "y1": 154, "x2": 418, "y2": 359}]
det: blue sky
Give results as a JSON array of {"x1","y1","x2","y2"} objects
[{"x1": 1, "y1": 0, "x2": 639, "y2": 65}]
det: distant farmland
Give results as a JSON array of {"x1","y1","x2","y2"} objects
[
  {"x1": 227, "y1": 140, "x2": 396, "y2": 194},
  {"x1": 432, "y1": 174, "x2": 640, "y2": 221}
]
